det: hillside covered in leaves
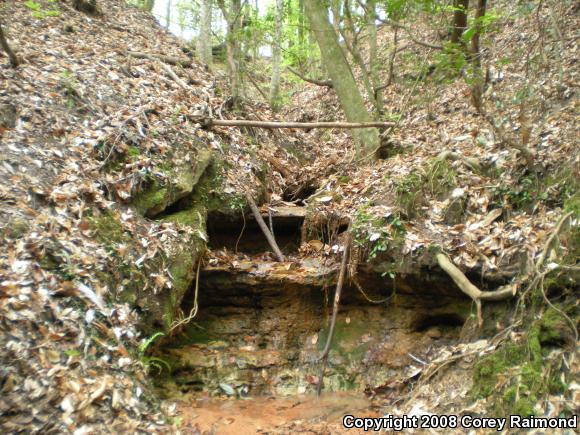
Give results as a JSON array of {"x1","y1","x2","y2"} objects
[{"x1": 0, "y1": 0, "x2": 578, "y2": 433}]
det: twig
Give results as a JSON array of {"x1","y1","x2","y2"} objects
[
  {"x1": 268, "y1": 207, "x2": 275, "y2": 239},
  {"x1": 286, "y1": 66, "x2": 333, "y2": 88},
  {"x1": 535, "y1": 211, "x2": 574, "y2": 269},
  {"x1": 245, "y1": 192, "x2": 285, "y2": 262},
  {"x1": 317, "y1": 231, "x2": 351, "y2": 396},
  {"x1": 234, "y1": 204, "x2": 246, "y2": 254}
]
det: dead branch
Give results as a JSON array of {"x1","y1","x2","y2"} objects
[
  {"x1": 377, "y1": 18, "x2": 443, "y2": 50},
  {"x1": 535, "y1": 211, "x2": 574, "y2": 269},
  {"x1": 317, "y1": 231, "x2": 351, "y2": 396},
  {"x1": 127, "y1": 51, "x2": 194, "y2": 68},
  {"x1": 245, "y1": 192, "x2": 285, "y2": 262},
  {"x1": 245, "y1": 71, "x2": 269, "y2": 101},
  {"x1": 199, "y1": 118, "x2": 395, "y2": 129},
  {"x1": 158, "y1": 62, "x2": 189, "y2": 90},
  {"x1": 286, "y1": 66, "x2": 333, "y2": 88},
  {"x1": 436, "y1": 253, "x2": 516, "y2": 326},
  {"x1": 0, "y1": 23, "x2": 19, "y2": 68}
]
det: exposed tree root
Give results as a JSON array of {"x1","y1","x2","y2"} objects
[
  {"x1": 317, "y1": 230, "x2": 351, "y2": 396},
  {"x1": 436, "y1": 253, "x2": 516, "y2": 326}
]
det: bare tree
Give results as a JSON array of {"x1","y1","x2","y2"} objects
[
  {"x1": 450, "y1": 0, "x2": 469, "y2": 44},
  {"x1": 304, "y1": 1, "x2": 380, "y2": 161},
  {"x1": 216, "y1": 0, "x2": 243, "y2": 103},
  {"x1": 197, "y1": 0, "x2": 213, "y2": 66},
  {"x1": 269, "y1": 0, "x2": 283, "y2": 110}
]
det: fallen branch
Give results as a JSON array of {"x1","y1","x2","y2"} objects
[
  {"x1": 245, "y1": 192, "x2": 285, "y2": 262},
  {"x1": 158, "y1": 62, "x2": 189, "y2": 90},
  {"x1": 286, "y1": 66, "x2": 333, "y2": 88},
  {"x1": 436, "y1": 253, "x2": 516, "y2": 326},
  {"x1": 535, "y1": 211, "x2": 574, "y2": 269},
  {"x1": 0, "y1": 23, "x2": 19, "y2": 68},
  {"x1": 127, "y1": 51, "x2": 193, "y2": 68},
  {"x1": 317, "y1": 231, "x2": 352, "y2": 396},
  {"x1": 199, "y1": 118, "x2": 395, "y2": 129}
]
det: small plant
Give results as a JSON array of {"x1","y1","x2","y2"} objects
[
  {"x1": 25, "y1": 0, "x2": 60, "y2": 18},
  {"x1": 59, "y1": 70, "x2": 79, "y2": 108},
  {"x1": 352, "y1": 204, "x2": 407, "y2": 261},
  {"x1": 138, "y1": 332, "x2": 170, "y2": 374}
]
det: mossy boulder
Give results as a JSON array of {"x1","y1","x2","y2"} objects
[{"x1": 133, "y1": 148, "x2": 212, "y2": 217}]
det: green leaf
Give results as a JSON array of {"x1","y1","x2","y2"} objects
[{"x1": 25, "y1": 0, "x2": 41, "y2": 11}]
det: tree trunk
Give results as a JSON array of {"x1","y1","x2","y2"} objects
[
  {"x1": 450, "y1": 0, "x2": 469, "y2": 44},
  {"x1": 269, "y1": 0, "x2": 284, "y2": 110},
  {"x1": 165, "y1": 0, "x2": 172, "y2": 28},
  {"x1": 304, "y1": 1, "x2": 380, "y2": 161},
  {"x1": 218, "y1": 0, "x2": 243, "y2": 103},
  {"x1": 366, "y1": 0, "x2": 383, "y2": 113},
  {"x1": 470, "y1": 0, "x2": 487, "y2": 111},
  {"x1": 0, "y1": 22, "x2": 19, "y2": 68},
  {"x1": 143, "y1": 0, "x2": 155, "y2": 12},
  {"x1": 197, "y1": 0, "x2": 213, "y2": 67}
]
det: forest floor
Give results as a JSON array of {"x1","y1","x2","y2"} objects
[{"x1": 0, "y1": 0, "x2": 578, "y2": 434}]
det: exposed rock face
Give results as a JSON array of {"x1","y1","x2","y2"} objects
[{"x1": 154, "y1": 258, "x2": 472, "y2": 397}]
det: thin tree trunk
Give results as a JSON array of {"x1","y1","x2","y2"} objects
[
  {"x1": 269, "y1": 0, "x2": 283, "y2": 110},
  {"x1": 197, "y1": 0, "x2": 213, "y2": 66},
  {"x1": 304, "y1": 1, "x2": 380, "y2": 161},
  {"x1": 387, "y1": 27, "x2": 399, "y2": 86},
  {"x1": 217, "y1": 0, "x2": 242, "y2": 103},
  {"x1": 450, "y1": 0, "x2": 469, "y2": 44},
  {"x1": 366, "y1": 0, "x2": 382, "y2": 113},
  {"x1": 0, "y1": 23, "x2": 19, "y2": 68},
  {"x1": 470, "y1": 0, "x2": 487, "y2": 111},
  {"x1": 143, "y1": 0, "x2": 155, "y2": 12},
  {"x1": 165, "y1": 0, "x2": 172, "y2": 28}
]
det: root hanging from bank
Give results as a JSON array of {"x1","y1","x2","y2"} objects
[
  {"x1": 436, "y1": 253, "x2": 516, "y2": 327},
  {"x1": 169, "y1": 259, "x2": 202, "y2": 334},
  {"x1": 317, "y1": 230, "x2": 352, "y2": 396}
]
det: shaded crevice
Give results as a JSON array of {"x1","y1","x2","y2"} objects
[
  {"x1": 413, "y1": 313, "x2": 466, "y2": 332},
  {"x1": 207, "y1": 209, "x2": 305, "y2": 255}
]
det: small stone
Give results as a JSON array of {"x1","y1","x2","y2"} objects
[
  {"x1": 426, "y1": 327, "x2": 442, "y2": 339},
  {"x1": 0, "y1": 103, "x2": 17, "y2": 129}
]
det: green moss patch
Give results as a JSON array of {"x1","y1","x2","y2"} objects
[{"x1": 472, "y1": 310, "x2": 570, "y2": 417}]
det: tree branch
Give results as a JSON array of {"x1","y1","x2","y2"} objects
[
  {"x1": 245, "y1": 192, "x2": 285, "y2": 262},
  {"x1": 378, "y1": 18, "x2": 443, "y2": 50},
  {"x1": 286, "y1": 66, "x2": 333, "y2": 88},
  {"x1": 127, "y1": 51, "x2": 194, "y2": 68},
  {"x1": 200, "y1": 118, "x2": 395, "y2": 129}
]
